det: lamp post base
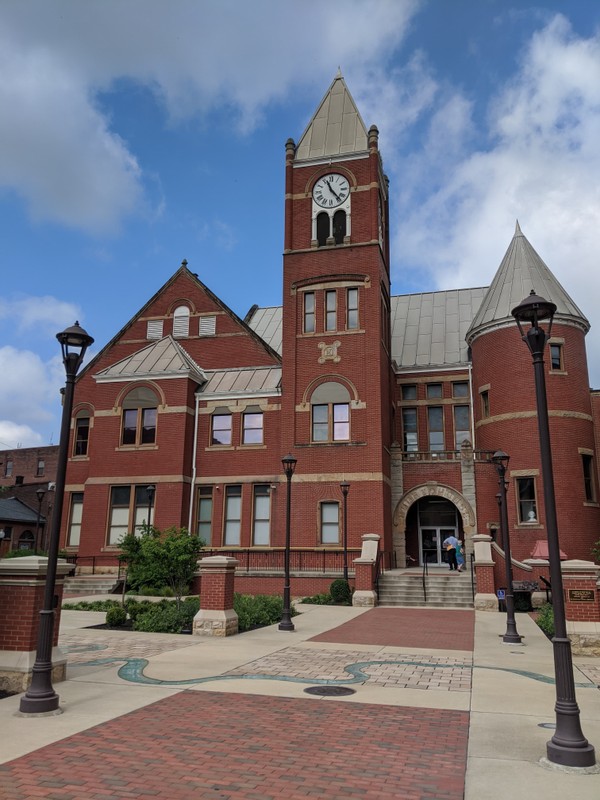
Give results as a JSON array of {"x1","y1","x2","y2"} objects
[
  {"x1": 278, "y1": 618, "x2": 295, "y2": 632},
  {"x1": 502, "y1": 632, "x2": 523, "y2": 644},
  {"x1": 19, "y1": 689, "x2": 61, "y2": 715},
  {"x1": 547, "y1": 740, "x2": 596, "y2": 769}
]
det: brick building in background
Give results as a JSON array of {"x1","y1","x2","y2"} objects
[{"x1": 45, "y1": 74, "x2": 600, "y2": 592}]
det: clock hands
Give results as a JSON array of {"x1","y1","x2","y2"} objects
[{"x1": 326, "y1": 181, "x2": 342, "y2": 202}]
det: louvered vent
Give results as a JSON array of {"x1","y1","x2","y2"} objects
[
  {"x1": 199, "y1": 316, "x2": 216, "y2": 336},
  {"x1": 146, "y1": 320, "x2": 164, "y2": 339}
]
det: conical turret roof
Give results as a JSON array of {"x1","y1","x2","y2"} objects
[
  {"x1": 295, "y1": 70, "x2": 368, "y2": 161},
  {"x1": 466, "y1": 222, "x2": 589, "y2": 342}
]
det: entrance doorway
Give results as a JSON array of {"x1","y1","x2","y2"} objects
[{"x1": 417, "y1": 497, "x2": 459, "y2": 567}]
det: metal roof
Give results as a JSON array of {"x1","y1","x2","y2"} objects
[
  {"x1": 94, "y1": 336, "x2": 207, "y2": 384},
  {"x1": 247, "y1": 288, "x2": 488, "y2": 370},
  {"x1": 467, "y1": 221, "x2": 589, "y2": 342},
  {"x1": 0, "y1": 497, "x2": 42, "y2": 524},
  {"x1": 200, "y1": 366, "x2": 281, "y2": 398},
  {"x1": 295, "y1": 71, "x2": 369, "y2": 161}
]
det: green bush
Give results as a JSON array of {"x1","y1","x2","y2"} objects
[
  {"x1": 233, "y1": 593, "x2": 295, "y2": 632},
  {"x1": 299, "y1": 593, "x2": 332, "y2": 605},
  {"x1": 329, "y1": 578, "x2": 352, "y2": 605},
  {"x1": 133, "y1": 602, "x2": 194, "y2": 633},
  {"x1": 125, "y1": 599, "x2": 156, "y2": 621},
  {"x1": 63, "y1": 599, "x2": 121, "y2": 611},
  {"x1": 106, "y1": 605, "x2": 127, "y2": 627},
  {"x1": 536, "y1": 603, "x2": 554, "y2": 638}
]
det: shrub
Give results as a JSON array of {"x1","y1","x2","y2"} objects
[
  {"x1": 133, "y1": 603, "x2": 194, "y2": 634},
  {"x1": 106, "y1": 605, "x2": 127, "y2": 627},
  {"x1": 233, "y1": 593, "x2": 295, "y2": 632},
  {"x1": 63, "y1": 599, "x2": 121, "y2": 611},
  {"x1": 125, "y1": 599, "x2": 156, "y2": 621},
  {"x1": 536, "y1": 603, "x2": 554, "y2": 638},
  {"x1": 329, "y1": 578, "x2": 352, "y2": 605},
  {"x1": 299, "y1": 593, "x2": 332, "y2": 605}
]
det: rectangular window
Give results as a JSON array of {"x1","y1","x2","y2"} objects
[
  {"x1": 550, "y1": 343, "x2": 563, "y2": 371},
  {"x1": 108, "y1": 486, "x2": 132, "y2": 545},
  {"x1": 197, "y1": 486, "x2": 213, "y2": 543},
  {"x1": 242, "y1": 412, "x2": 263, "y2": 445},
  {"x1": 402, "y1": 384, "x2": 417, "y2": 401},
  {"x1": 454, "y1": 405, "x2": 470, "y2": 449},
  {"x1": 453, "y1": 381, "x2": 469, "y2": 398},
  {"x1": 312, "y1": 403, "x2": 350, "y2": 443},
  {"x1": 516, "y1": 477, "x2": 538, "y2": 523},
  {"x1": 252, "y1": 485, "x2": 270, "y2": 545},
  {"x1": 5, "y1": 459, "x2": 13, "y2": 478},
  {"x1": 67, "y1": 492, "x2": 84, "y2": 547},
  {"x1": 427, "y1": 383, "x2": 443, "y2": 399},
  {"x1": 582, "y1": 454, "x2": 596, "y2": 502},
  {"x1": 36, "y1": 459, "x2": 45, "y2": 477},
  {"x1": 211, "y1": 413, "x2": 232, "y2": 446},
  {"x1": 75, "y1": 417, "x2": 90, "y2": 456},
  {"x1": 303, "y1": 292, "x2": 315, "y2": 333},
  {"x1": 347, "y1": 288, "x2": 358, "y2": 329},
  {"x1": 427, "y1": 406, "x2": 444, "y2": 451},
  {"x1": 224, "y1": 485, "x2": 242, "y2": 545},
  {"x1": 321, "y1": 502, "x2": 340, "y2": 544},
  {"x1": 122, "y1": 408, "x2": 156, "y2": 446},
  {"x1": 325, "y1": 290, "x2": 337, "y2": 331},
  {"x1": 146, "y1": 320, "x2": 163, "y2": 339},
  {"x1": 402, "y1": 408, "x2": 418, "y2": 452},
  {"x1": 481, "y1": 390, "x2": 490, "y2": 419}
]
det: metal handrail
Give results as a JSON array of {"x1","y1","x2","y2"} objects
[
  {"x1": 470, "y1": 552, "x2": 475, "y2": 602},
  {"x1": 422, "y1": 556, "x2": 429, "y2": 603}
]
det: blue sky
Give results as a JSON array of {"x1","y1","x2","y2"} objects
[{"x1": 1, "y1": 0, "x2": 600, "y2": 448}]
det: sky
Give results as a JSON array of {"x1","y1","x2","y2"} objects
[{"x1": 1, "y1": 0, "x2": 600, "y2": 449}]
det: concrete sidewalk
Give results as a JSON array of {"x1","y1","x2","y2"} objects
[{"x1": 0, "y1": 601, "x2": 598, "y2": 798}]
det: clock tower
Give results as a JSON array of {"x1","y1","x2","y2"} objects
[{"x1": 281, "y1": 72, "x2": 393, "y2": 555}]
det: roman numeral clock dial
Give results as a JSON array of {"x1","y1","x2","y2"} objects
[{"x1": 313, "y1": 174, "x2": 350, "y2": 208}]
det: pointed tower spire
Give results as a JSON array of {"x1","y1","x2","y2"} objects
[
  {"x1": 467, "y1": 224, "x2": 589, "y2": 343},
  {"x1": 295, "y1": 72, "x2": 368, "y2": 161}
]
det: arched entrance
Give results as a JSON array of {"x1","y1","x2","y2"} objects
[{"x1": 393, "y1": 483, "x2": 476, "y2": 568}]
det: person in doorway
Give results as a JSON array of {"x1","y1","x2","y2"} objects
[
  {"x1": 456, "y1": 540, "x2": 465, "y2": 572},
  {"x1": 442, "y1": 534, "x2": 459, "y2": 571}
]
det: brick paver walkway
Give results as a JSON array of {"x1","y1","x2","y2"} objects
[
  {"x1": 0, "y1": 691, "x2": 468, "y2": 800},
  {"x1": 311, "y1": 607, "x2": 475, "y2": 651},
  {"x1": 227, "y1": 646, "x2": 472, "y2": 691},
  {"x1": 61, "y1": 632, "x2": 197, "y2": 663}
]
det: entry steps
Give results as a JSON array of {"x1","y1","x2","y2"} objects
[
  {"x1": 63, "y1": 575, "x2": 120, "y2": 596},
  {"x1": 377, "y1": 569, "x2": 474, "y2": 608}
]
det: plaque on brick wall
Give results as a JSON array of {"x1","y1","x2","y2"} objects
[{"x1": 567, "y1": 589, "x2": 595, "y2": 603}]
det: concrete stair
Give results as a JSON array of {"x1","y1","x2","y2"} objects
[
  {"x1": 63, "y1": 575, "x2": 121, "y2": 596},
  {"x1": 377, "y1": 569, "x2": 474, "y2": 608}
]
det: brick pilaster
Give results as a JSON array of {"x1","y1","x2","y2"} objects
[{"x1": 193, "y1": 556, "x2": 239, "y2": 636}]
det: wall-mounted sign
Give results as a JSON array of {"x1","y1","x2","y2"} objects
[{"x1": 567, "y1": 589, "x2": 595, "y2": 603}]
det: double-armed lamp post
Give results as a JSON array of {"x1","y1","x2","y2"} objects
[
  {"x1": 20, "y1": 322, "x2": 94, "y2": 715},
  {"x1": 279, "y1": 454, "x2": 297, "y2": 631},
  {"x1": 512, "y1": 291, "x2": 595, "y2": 768}
]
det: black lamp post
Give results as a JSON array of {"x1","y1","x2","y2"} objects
[
  {"x1": 279, "y1": 453, "x2": 297, "y2": 631},
  {"x1": 146, "y1": 485, "x2": 155, "y2": 530},
  {"x1": 491, "y1": 452, "x2": 522, "y2": 644},
  {"x1": 512, "y1": 291, "x2": 595, "y2": 767},
  {"x1": 340, "y1": 481, "x2": 350, "y2": 580},
  {"x1": 34, "y1": 488, "x2": 45, "y2": 554},
  {"x1": 19, "y1": 321, "x2": 93, "y2": 715}
]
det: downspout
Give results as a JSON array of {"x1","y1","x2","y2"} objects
[
  {"x1": 188, "y1": 390, "x2": 201, "y2": 534},
  {"x1": 468, "y1": 361, "x2": 476, "y2": 448}
]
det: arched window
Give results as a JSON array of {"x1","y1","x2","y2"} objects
[
  {"x1": 316, "y1": 212, "x2": 330, "y2": 247},
  {"x1": 333, "y1": 210, "x2": 346, "y2": 244},
  {"x1": 18, "y1": 530, "x2": 35, "y2": 550},
  {"x1": 173, "y1": 305, "x2": 190, "y2": 338},
  {"x1": 311, "y1": 381, "x2": 351, "y2": 443},
  {"x1": 121, "y1": 387, "x2": 159, "y2": 446}
]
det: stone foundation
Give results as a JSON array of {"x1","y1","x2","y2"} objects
[{"x1": 193, "y1": 608, "x2": 239, "y2": 637}]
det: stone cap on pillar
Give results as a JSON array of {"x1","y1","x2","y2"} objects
[
  {"x1": 0, "y1": 556, "x2": 73, "y2": 577},
  {"x1": 561, "y1": 559, "x2": 600, "y2": 577},
  {"x1": 359, "y1": 533, "x2": 380, "y2": 562},
  {"x1": 198, "y1": 556, "x2": 239, "y2": 572}
]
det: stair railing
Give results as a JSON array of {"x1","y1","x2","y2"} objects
[
  {"x1": 470, "y1": 552, "x2": 475, "y2": 602},
  {"x1": 422, "y1": 556, "x2": 429, "y2": 604}
]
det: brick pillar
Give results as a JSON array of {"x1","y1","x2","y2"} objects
[
  {"x1": 352, "y1": 533, "x2": 379, "y2": 607},
  {"x1": 472, "y1": 533, "x2": 498, "y2": 611},
  {"x1": 0, "y1": 556, "x2": 71, "y2": 693},
  {"x1": 562, "y1": 560, "x2": 600, "y2": 655},
  {"x1": 193, "y1": 556, "x2": 239, "y2": 637}
]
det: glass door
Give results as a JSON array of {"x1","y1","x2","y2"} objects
[{"x1": 419, "y1": 527, "x2": 458, "y2": 566}]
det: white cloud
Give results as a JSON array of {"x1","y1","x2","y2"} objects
[
  {"x1": 0, "y1": 346, "x2": 58, "y2": 441},
  {"x1": 389, "y1": 14, "x2": 600, "y2": 382},
  {"x1": 0, "y1": 0, "x2": 420, "y2": 232},
  {"x1": 0, "y1": 295, "x2": 82, "y2": 337}
]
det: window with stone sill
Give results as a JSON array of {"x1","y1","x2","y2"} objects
[{"x1": 516, "y1": 477, "x2": 538, "y2": 524}]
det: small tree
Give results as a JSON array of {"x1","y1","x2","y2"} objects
[{"x1": 119, "y1": 525, "x2": 204, "y2": 607}]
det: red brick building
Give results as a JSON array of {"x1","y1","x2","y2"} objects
[{"x1": 56, "y1": 74, "x2": 600, "y2": 590}]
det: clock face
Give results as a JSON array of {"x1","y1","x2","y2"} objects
[{"x1": 312, "y1": 174, "x2": 350, "y2": 208}]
